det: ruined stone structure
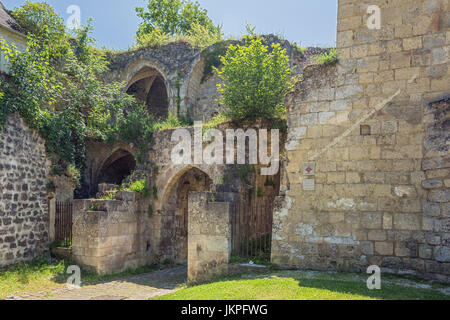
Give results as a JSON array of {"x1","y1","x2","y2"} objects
[
  {"x1": 104, "y1": 36, "x2": 294, "y2": 122},
  {"x1": 1, "y1": 0, "x2": 449, "y2": 284},
  {"x1": 0, "y1": 114, "x2": 49, "y2": 266},
  {"x1": 272, "y1": 0, "x2": 449, "y2": 281}
]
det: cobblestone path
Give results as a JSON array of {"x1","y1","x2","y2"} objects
[{"x1": 6, "y1": 266, "x2": 187, "y2": 300}]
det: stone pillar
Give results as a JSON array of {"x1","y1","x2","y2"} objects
[
  {"x1": 48, "y1": 195, "x2": 56, "y2": 242},
  {"x1": 188, "y1": 192, "x2": 236, "y2": 284}
]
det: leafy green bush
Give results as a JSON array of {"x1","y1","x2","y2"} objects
[
  {"x1": 136, "y1": 0, "x2": 219, "y2": 39},
  {"x1": 311, "y1": 48, "x2": 339, "y2": 66},
  {"x1": 134, "y1": 27, "x2": 171, "y2": 48},
  {"x1": 152, "y1": 111, "x2": 190, "y2": 131},
  {"x1": 216, "y1": 36, "x2": 295, "y2": 122},
  {"x1": 127, "y1": 179, "x2": 151, "y2": 198},
  {"x1": 201, "y1": 42, "x2": 229, "y2": 83},
  {"x1": 292, "y1": 42, "x2": 306, "y2": 57},
  {"x1": 134, "y1": 0, "x2": 222, "y2": 49}
]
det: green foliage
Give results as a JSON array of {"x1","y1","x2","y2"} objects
[
  {"x1": 134, "y1": 0, "x2": 222, "y2": 49},
  {"x1": 134, "y1": 27, "x2": 171, "y2": 48},
  {"x1": 126, "y1": 179, "x2": 151, "y2": 198},
  {"x1": 202, "y1": 113, "x2": 229, "y2": 132},
  {"x1": 136, "y1": 0, "x2": 218, "y2": 38},
  {"x1": 257, "y1": 186, "x2": 265, "y2": 198},
  {"x1": 292, "y1": 42, "x2": 306, "y2": 57},
  {"x1": 183, "y1": 22, "x2": 223, "y2": 48},
  {"x1": 109, "y1": 104, "x2": 155, "y2": 162},
  {"x1": 201, "y1": 42, "x2": 229, "y2": 83},
  {"x1": 98, "y1": 190, "x2": 118, "y2": 200},
  {"x1": 236, "y1": 164, "x2": 254, "y2": 185},
  {"x1": 264, "y1": 177, "x2": 277, "y2": 187},
  {"x1": 50, "y1": 238, "x2": 72, "y2": 249},
  {"x1": 1, "y1": 2, "x2": 153, "y2": 182},
  {"x1": 152, "y1": 111, "x2": 190, "y2": 131},
  {"x1": 311, "y1": 48, "x2": 339, "y2": 66},
  {"x1": 216, "y1": 36, "x2": 295, "y2": 122},
  {"x1": 12, "y1": 1, "x2": 69, "y2": 60},
  {"x1": 154, "y1": 271, "x2": 450, "y2": 300}
]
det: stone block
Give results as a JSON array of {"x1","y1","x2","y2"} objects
[
  {"x1": 394, "y1": 213, "x2": 421, "y2": 231},
  {"x1": 375, "y1": 242, "x2": 394, "y2": 256}
]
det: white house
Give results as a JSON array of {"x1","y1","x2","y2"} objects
[{"x1": 0, "y1": 1, "x2": 26, "y2": 74}]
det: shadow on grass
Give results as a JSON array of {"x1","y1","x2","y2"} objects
[
  {"x1": 293, "y1": 277, "x2": 448, "y2": 300},
  {"x1": 155, "y1": 271, "x2": 450, "y2": 300}
]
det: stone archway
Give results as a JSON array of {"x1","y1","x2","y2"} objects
[
  {"x1": 161, "y1": 167, "x2": 213, "y2": 263},
  {"x1": 126, "y1": 66, "x2": 169, "y2": 120},
  {"x1": 97, "y1": 149, "x2": 136, "y2": 186}
]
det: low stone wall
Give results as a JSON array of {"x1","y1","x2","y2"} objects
[
  {"x1": 0, "y1": 114, "x2": 49, "y2": 267},
  {"x1": 72, "y1": 191, "x2": 148, "y2": 274}
]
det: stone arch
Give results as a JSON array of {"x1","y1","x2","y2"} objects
[
  {"x1": 185, "y1": 56, "x2": 205, "y2": 119},
  {"x1": 184, "y1": 50, "x2": 223, "y2": 122},
  {"x1": 159, "y1": 166, "x2": 213, "y2": 263},
  {"x1": 97, "y1": 149, "x2": 136, "y2": 186},
  {"x1": 125, "y1": 60, "x2": 170, "y2": 120}
]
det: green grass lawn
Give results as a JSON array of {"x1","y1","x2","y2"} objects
[
  {"x1": 0, "y1": 257, "x2": 157, "y2": 299},
  {"x1": 154, "y1": 271, "x2": 450, "y2": 300}
]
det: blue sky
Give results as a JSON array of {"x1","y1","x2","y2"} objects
[{"x1": 6, "y1": 0, "x2": 337, "y2": 49}]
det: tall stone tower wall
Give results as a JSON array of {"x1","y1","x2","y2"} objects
[{"x1": 272, "y1": 0, "x2": 449, "y2": 281}]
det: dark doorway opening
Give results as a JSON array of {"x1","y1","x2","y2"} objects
[
  {"x1": 126, "y1": 68, "x2": 169, "y2": 120},
  {"x1": 98, "y1": 149, "x2": 136, "y2": 186},
  {"x1": 163, "y1": 168, "x2": 213, "y2": 263}
]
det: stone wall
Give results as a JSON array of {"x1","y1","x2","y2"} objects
[
  {"x1": 72, "y1": 191, "x2": 152, "y2": 274},
  {"x1": 0, "y1": 114, "x2": 49, "y2": 267},
  {"x1": 422, "y1": 96, "x2": 449, "y2": 271},
  {"x1": 272, "y1": 0, "x2": 450, "y2": 281},
  {"x1": 105, "y1": 36, "x2": 301, "y2": 123},
  {"x1": 188, "y1": 192, "x2": 237, "y2": 284}
]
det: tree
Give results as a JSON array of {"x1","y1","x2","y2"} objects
[
  {"x1": 12, "y1": 1, "x2": 69, "y2": 59},
  {"x1": 135, "y1": 0, "x2": 220, "y2": 44},
  {"x1": 216, "y1": 37, "x2": 295, "y2": 122}
]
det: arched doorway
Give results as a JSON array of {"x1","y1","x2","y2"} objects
[
  {"x1": 97, "y1": 149, "x2": 136, "y2": 186},
  {"x1": 162, "y1": 167, "x2": 213, "y2": 263},
  {"x1": 126, "y1": 67, "x2": 169, "y2": 120}
]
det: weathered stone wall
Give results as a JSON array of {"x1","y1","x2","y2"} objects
[
  {"x1": 272, "y1": 0, "x2": 449, "y2": 281},
  {"x1": 72, "y1": 191, "x2": 153, "y2": 274},
  {"x1": 188, "y1": 192, "x2": 237, "y2": 284},
  {"x1": 105, "y1": 36, "x2": 299, "y2": 123},
  {"x1": 0, "y1": 114, "x2": 49, "y2": 266},
  {"x1": 422, "y1": 96, "x2": 449, "y2": 271}
]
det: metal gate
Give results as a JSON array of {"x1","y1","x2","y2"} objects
[
  {"x1": 231, "y1": 197, "x2": 274, "y2": 263},
  {"x1": 55, "y1": 201, "x2": 73, "y2": 243}
]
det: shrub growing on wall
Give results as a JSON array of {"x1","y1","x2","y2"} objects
[{"x1": 215, "y1": 36, "x2": 295, "y2": 122}]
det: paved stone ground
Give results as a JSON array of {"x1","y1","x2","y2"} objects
[{"x1": 6, "y1": 266, "x2": 187, "y2": 300}]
